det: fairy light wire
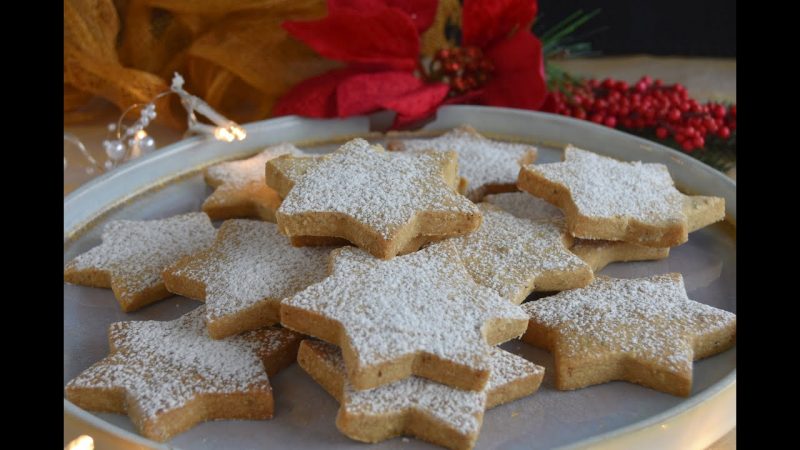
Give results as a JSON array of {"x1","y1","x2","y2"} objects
[{"x1": 65, "y1": 72, "x2": 247, "y2": 173}]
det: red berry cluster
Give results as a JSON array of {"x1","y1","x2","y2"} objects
[
  {"x1": 430, "y1": 46, "x2": 495, "y2": 96},
  {"x1": 548, "y1": 76, "x2": 736, "y2": 152}
]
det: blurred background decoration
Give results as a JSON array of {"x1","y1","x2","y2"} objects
[
  {"x1": 64, "y1": 0, "x2": 735, "y2": 171},
  {"x1": 64, "y1": 0, "x2": 338, "y2": 127}
]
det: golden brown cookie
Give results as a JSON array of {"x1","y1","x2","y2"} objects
[
  {"x1": 266, "y1": 151, "x2": 455, "y2": 253},
  {"x1": 272, "y1": 138, "x2": 482, "y2": 259},
  {"x1": 569, "y1": 240, "x2": 670, "y2": 272},
  {"x1": 484, "y1": 192, "x2": 669, "y2": 271},
  {"x1": 65, "y1": 307, "x2": 303, "y2": 441},
  {"x1": 265, "y1": 152, "x2": 322, "y2": 198},
  {"x1": 298, "y1": 340, "x2": 543, "y2": 450},
  {"x1": 281, "y1": 241, "x2": 529, "y2": 391},
  {"x1": 63, "y1": 212, "x2": 217, "y2": 312},
  {"x1": 387, "y1": 125, "x2": 538, "y2": 201},
  {"x1": 516, "y1": 145, "x2": 725, "y2": 247},
  {"x1": 521, "y1": 274, "x2": 736, "y2": 396},
  {"x1": 202, "y1": 143, "x2": 303, "y2": 221},
  {"x1": 163, "y1": 220, "x2": 331, "y2": 339},
  {"x1": 453, "y1": 203, "x2": 593, "y2": 304}
]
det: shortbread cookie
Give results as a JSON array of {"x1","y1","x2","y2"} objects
[
  {"x1": 289, "y1": 233, "x2": 447, "y2": 255},
  {"x1": 281, "y1": 241, "x2": 529, "y2": 391},
  {"x1": 569, "y1": 240, "x2": 669, "y2": 273},
  {"x1": 298, "y1": 340, "x2": 543, "y2": 450},
  {"x1": 484, "y1": 192, "x2": 669, "y2": 271},
  {"x1": 266, "y1": 152, "x2": 456, "y2": 253},
  {"x1": 265, "y1": 152, "x2": 323, "y2": 198},
  {"x1": 202, "y1": 143, "x2": 302, "y2": 221},
  {"x1": 266, "y1": 148, "x2": 470, "y2": 198},
  {"x1": 64, "y1": 213, "x2": 217, "y2": 312},
  {"x1": 274, "y1": 138, "x2": 481, "y2": 259},
  {"x1": 453, "y1": 203, "x2": 593, "y2": 304},
  {"x1": 387, "y1": 125, "x2": 538, "y2": 201},
  {"x1": 521, "y1": 274, "x2": 736, "y2": 396},
  {"x1": 65, "y1": 307, "x2": 303, "y2": 441},
  {"x1": 516, "y1": 145, "x2": 725, "y2": 247},
  {"x1": 163, "y1": 220, "x2": 330, "y2": 339}
]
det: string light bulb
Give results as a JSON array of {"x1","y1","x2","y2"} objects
[
  {"x1": 64, "y1": 435, "x2": 94, "y2": 450},
  {"x1": 213, "y1": 124, "x2": 247, "y2": 142},
  {"x1": 79, "y1": 72, "x2": 247, "y2": 173}
]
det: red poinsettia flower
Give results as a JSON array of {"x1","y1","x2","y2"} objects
[
  {"x1": 459, "y1": 0, "x2": 546, "y2": 110},
  {"x1": 274, "y1": 0, "x2": 546, "y2": 128}
]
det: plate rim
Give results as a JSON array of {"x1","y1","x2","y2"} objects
[{"x1": 64, "y1": 106, "x2": 736, "y2": 449}]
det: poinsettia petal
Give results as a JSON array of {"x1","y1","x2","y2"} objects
[
  {"x1": 383, "y1": 82, "x2": 450, "y2": 127},
  {"x1": 444, "y1": 89, "x2": 484, "y2": 105},
  {"x1": 330, "y1": 0, "x2": 437, "y2": 33},
  {"x1": 462, "y1": 0, "x2": 538, "y2": 48},
  {"x1": 336, "y1": 71, "x2": 423, "y2": 116},
  {"x1": 480, "y1": 30, "x2": 547, "y2": 110},
  {"x1": 283, "y1": 8, "x2": 420, "y2": 70},
  {"x1": 388, "y1": 0, "x2": 438, "y2": 33},
  {"x1": 336, "y1": 70, "x2": 448, "y2": 124},
  {"x1": 539, "y1": 91, "x2": 560, "y2": 113},
  {"x1": 272, "y1": 68, "x2": 363, "y2": 118}
]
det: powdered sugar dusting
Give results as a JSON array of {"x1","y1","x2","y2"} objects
[
  {"x1": 487, "y1": 347, "x2": 545, "y2": 388},
  {"x1": 304, "y1": 340, "x2": 541, "y2": 435},
  {"x1": 65, "y1": 213, "x2": 216, "y2": 295},
  {"x1": 397, "y1": 126, "x2": 537, "y2": 200},
  {"x1": 171, "y1": 220, "x2": 330, "y2": 320},
  {"x1": 285, "y1": 241, "x2": 528, "y2": 372},
  {"x1": 525, "y1": 146, "x2": 684, "y2": 221},
  {"x1": 453, "y1": 204, "x2": 590, "y2": 303},
  {"x1": 484, "y1": 192, "x2": 564, "y2": 223},
  {"x1": 66, "y1": 307, "x2": 296, "y2": 419},
  {"x1": 523, "y1": 274, "x2": 736, "y2": 372},
  {"x1": 278, "y1": 139, "x2": 479, "y2": 239},
  {"x1": 206, "y1": 143, "x2": 302, "y2": 189}
]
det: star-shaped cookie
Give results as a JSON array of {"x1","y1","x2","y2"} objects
[
  {"x1": 484, "y1": 192, "x2": 670, "y2": 271},
  {"x1": 266, "y1": 152, "x2": 449, "y2": 254},
  {"x1": 453, "y1": 203, "x2": 593, "y2": 304},
  {"x1": 65, "y1": 307, "x2": 303, "y2": 441},
  {"x1": 64, "y1": 212, "x2": 217, "y2": 312},
  {"x1": 281, "y1": 241, "x2": 529, "y2": 391},
  {"x1": 298, "y1": 340, "x2": 543, "y2": 450},
  {"x1": 387, "y1": 125, "x2": 538, "y2": 201},
  {"x1": 163, "y1": 220, "x2": 331, "y2": 339},
  {"x1": 202, "y1": 143, "x2": 303, "y2": 221},
  {"x1": 521, "y1": 274, "x2": 736, "y2": 396},
  {"x1": 273, "y1": 138, "x2": 482, "y2": 259},
  {"x1": 517, "y1": 145, "x2": 725, "y2": 247}
]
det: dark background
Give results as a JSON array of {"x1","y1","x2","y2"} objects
[{"x1": 534, "y1": 0, "x2": 736, "y2": 57}]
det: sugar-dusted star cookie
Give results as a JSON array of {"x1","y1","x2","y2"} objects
[
  {"x1": 65, "y1": 307, "x2": 303, "y2": 441},
  {"x1": 521, "y1": 274, "x2": 736, "y2": 396},
  {"x1": 266, "y1": 152, "x2": 452, "y2": 254},
  {"x1": 387, "y1": 125, "x2": 538, "y2": 201},
  {"x1": 64, "y1": 212, "x2": 217, "y2": 312},
  {"x1": 273, "y1": 138, "x2": 482, "y2": 259},
  {"x1": 453, "y1": 203, "x2": 593, "y2": 304},
  {"x1": 484, "y1": 192, "x2": 670, "y2": 271},
  {"x1": 281, "y1": 241, "x2": 529, "y2": 391},
  {"x1": 202, "y1": 143, "x2": 303, "y2": 221},
  {"x1": 265, "y1": 151, "x2": 325, "y2": 199},
  {"x1": 298, "y1": 340, "x2": 543, "y2": 450},
  {"x1": 163, "y1": 220, "x2": 331, "y2": 339},
  {"x1": 517, "y1": 145, "x2": 725, "y2": 247}
]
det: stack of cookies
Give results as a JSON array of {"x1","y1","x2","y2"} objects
[{"x1": 64, "y1": 125, "x2": 736, "y2": 449}]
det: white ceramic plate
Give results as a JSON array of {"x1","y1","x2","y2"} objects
[{"x1": 64, "y1": 105, "x2": 736, "y2": 450}]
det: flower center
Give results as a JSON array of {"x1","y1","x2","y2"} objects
[{"x1": 429, "y1": 46, "x2": 494, "y2": 96}]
